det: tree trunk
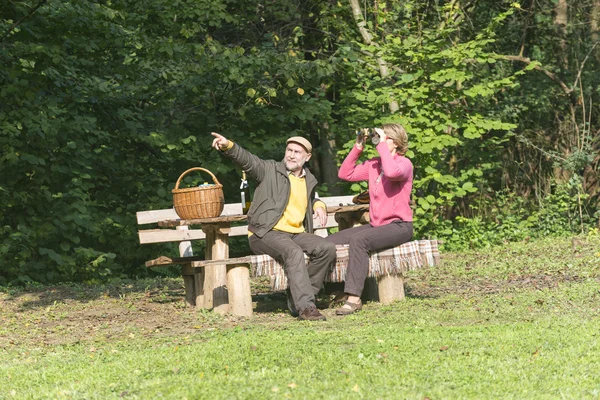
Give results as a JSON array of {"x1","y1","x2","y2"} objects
[
  {"x1": 554, "y1": 0, "x2": 568, "y2": 69},
  {"x1": 319, "y1": 122, "x2": 343, "y2": 195},
  {"x1": 348, "y1": 0, "x2": 399, "y2": 113}
]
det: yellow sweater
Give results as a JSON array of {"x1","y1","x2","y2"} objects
[{"x1": 273, "y1": 173, "x2": 308, "y2": 233}]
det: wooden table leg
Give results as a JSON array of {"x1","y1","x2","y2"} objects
[
  {"x1": 192, "y1": 263, "x2": 205, "y2": 308},
  {"x1": 202, "y1": 223, "x2": 230, "y2": 314}
]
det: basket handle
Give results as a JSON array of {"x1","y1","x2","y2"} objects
[{"x1": 174, "y1": 167, "x2": 222, "y2": 190}]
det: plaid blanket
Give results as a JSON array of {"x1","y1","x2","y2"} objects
[{"x1": 251, "y1": 239, "x2": 440, "y2": 291}]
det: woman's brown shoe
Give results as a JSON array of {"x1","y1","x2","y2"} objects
[
  {"x1": 329, "y1": 292, "x2": 348, "y2": 308},
  {"x1": 335, "y1": 300, "x2": 363, "y2": 315}
]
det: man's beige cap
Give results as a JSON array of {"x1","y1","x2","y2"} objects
[{"x1": 286, "y1": 136, "x2": 312, "y2": 153}]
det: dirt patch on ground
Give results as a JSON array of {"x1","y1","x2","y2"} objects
[{"x1": 0, "y1": 279, "x2": 299, "y2": 348}]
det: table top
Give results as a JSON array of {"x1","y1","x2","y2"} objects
[{"x1": 158, "y1": 204, "x2": 369, "y2": 228}]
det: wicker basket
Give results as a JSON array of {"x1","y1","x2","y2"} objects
[{"x1": 172, "y1": 167, "x2": 224, "y2": 219}]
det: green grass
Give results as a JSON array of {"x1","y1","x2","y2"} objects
[{"x1": 1, "y1": 235, "x2": 600, "y2": 399}]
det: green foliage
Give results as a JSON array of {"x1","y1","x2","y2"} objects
[
  {"x1": 333, "y1": 3, "x2": 524, "y2": 229},
  {"x1": 434, "y1": 181, "x2": 595, "y2": 250},
  {"x1": 0, "y1": 0, "x2": 335, "y2": 284}
]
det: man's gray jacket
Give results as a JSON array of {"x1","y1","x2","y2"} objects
[{"x1": 222, "y1": 143, "x2": 326, "y2": 238}]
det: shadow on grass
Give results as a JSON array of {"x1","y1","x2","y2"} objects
[
  {"x1": 2, "y1": 278, "x2": 185, "y2": 312},
  {"x1": 253, "y1": 292, "x2": 288, "y2": 314}
]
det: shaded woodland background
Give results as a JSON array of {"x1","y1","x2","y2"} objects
[{"x1": 1, "y1": 0, "x2": 598, "y2": 284}]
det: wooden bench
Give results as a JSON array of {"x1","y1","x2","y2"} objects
[{"x1": 137, "y1": 195, "x2": 440, "y2": 317}]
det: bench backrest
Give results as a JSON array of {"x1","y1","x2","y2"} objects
[{"x1": 137, "y1": 195, "x2": 356, "y2": 244}]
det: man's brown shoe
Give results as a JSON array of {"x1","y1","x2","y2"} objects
[{"x1": 299, "y1": 305, "x2": 327, "y2": 321}]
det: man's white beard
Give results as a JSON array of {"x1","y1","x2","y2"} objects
[{"x1": 286, "y1": 158, "x2": 306, "y2": 172}]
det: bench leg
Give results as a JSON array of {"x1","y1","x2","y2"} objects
[
  {"x1": 181, "y1": 263, "x2": 204, "y2": 308},
  {"x1": 377, "y1": 275, "x2": 405, "y2": 304},
  {"x1": 178, "y1": 227, "x2": 205, "y2": 308},
  {"x1": 226, "y1": 264, "x2": 253, "y2": 317}
]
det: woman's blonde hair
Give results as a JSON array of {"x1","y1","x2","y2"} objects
[{"x1": 383, "y1": 123, "x2": 408, "y2": 155}]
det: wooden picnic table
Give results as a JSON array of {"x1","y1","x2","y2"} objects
[{"x1": 155, "y1": 204, "x2": 370, "y2": 315}]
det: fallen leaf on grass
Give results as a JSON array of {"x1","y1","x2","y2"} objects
[
  {"x1": 352, "y1": 384, "x2": 360, "y2": 392},
  {"x1": 439, "y1": 346, "x2": 449, "y2": 351},
  {"x1": 288, "y1": 383, "x2": 297, "y2": 389}
]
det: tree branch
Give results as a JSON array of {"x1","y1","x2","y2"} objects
[
  {"x1": 572, "y1": 39, "x2": 600, "y2": 90},
  {"x1": 1, "y1": 0, "x2": 48, "y2": 42},
  {"x1": 501, "y1": 55, "x2": 573, "y2": 94}
]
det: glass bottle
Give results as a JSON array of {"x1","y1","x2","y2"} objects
[{"x1": 240, "y1": 171, "x2": 251, "y2": 214}]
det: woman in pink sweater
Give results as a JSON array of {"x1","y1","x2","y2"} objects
[{"x1": 326, "y1": 123, "x2": 413, "y2": 315}]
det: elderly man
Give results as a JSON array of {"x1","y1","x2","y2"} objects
[{"x1": 211, "y1": 132, "x2": 336, "y2": 321}]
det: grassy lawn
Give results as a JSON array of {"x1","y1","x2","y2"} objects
[{"x1": 1, "y1": 236, "x2": 600, "y2": 399}]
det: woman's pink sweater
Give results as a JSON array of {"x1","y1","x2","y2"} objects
[{"x1": 338, "y1": 142, "x2": 413, "y2": 225}]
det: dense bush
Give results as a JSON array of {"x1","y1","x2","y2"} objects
[{"x1": 431, "y1": 181, "x2": 597, "y2": 251}]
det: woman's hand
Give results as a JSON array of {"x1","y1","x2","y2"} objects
[
  {"x1": 355, "y1": 129, "x2": 366, "y2": 149},
  {"x1": 374, "y1": 128, "x2": 387, "y2": 143}
]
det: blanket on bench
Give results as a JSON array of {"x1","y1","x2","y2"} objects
[{"x1": 252, "y1": 239, "x2": 440, "y2": 291}]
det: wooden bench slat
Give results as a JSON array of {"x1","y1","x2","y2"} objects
[
  {"x1": 146, "y1": 255, "x2": 252, "y2": 267},
  {"x1": 318, "y1": 195, "x2": 355, "y2": 207},
  {"x1": 139, "y1": 228, "x2": 207, "y2": 244},
  {"x1": 138, "y1": 225, "x2": 250, "y2": 244}
]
